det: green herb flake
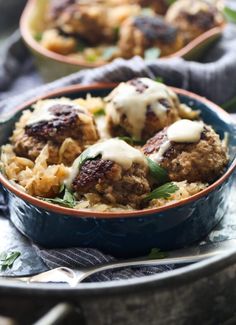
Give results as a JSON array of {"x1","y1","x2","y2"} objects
[
  {"x1": 42, "y1": 187, "x2": 77, "y2": 208},
  {"x1": 166, "y1": 0, "x2": 176, "y2": 6},
  {"x1": 145, "y1": 182, "x2": 179, "y2": 201},
  {"x1": 144, "y1": 47, "x2": 161, "y2": 61},
  {"x1": 0, "y1": 251, "x2": 21, "y2": 271},
  {"x1": 224, "y1": 6, "x2": 236, "y2": 24},
  {"x1": 86, "y1": 54, "x2": 98, "y2": 63},
  {"x1": 118, "y1": 136, "x2": 145, "y2": 146},
  {"x1": 34, "y1": 32, "x2": 43, "y2": 42},
  {"x1": 148, "y1": 248, "x2": 167, "y2": 259},
  {"x1": 93, "y1": 108, "x2": 106, "y2": 117},
  {"x1": 76, "y1": 41, "x2": 86, "y2": 52},
  {"x1": 77, "y1": 148, "x2": 101, "y2": 170},
  {"x1": 155, "y1": 76, "x2": 164, "y2": 83},
  {"x1": 147, "y1": 157, "x2": 169, "y2": 184}
]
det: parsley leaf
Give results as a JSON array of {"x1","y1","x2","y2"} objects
[
  {"x1": 147, "y1": 157, "x2": 169, "y2": 184},
  {"x1": 166, "y1": 0, "x2": 176, "y2": 6},
  {"x1": 118, "y1": 136, "x2": 145, "y2": 146},
  {"x1": 224, "y1": 6, "x2": 236, "y2": 24},
  {"x1": 34, "y1": 32, "x2": 42, "y2": 42},
  {"x1": 93, "y1": 108, "x2": 106, "y2": 117},
  {"x1": 148, "y1": 248, "x2": 167, "y2": 259},
  {"x1": 155, "y1": 76, "x2": 164, "y2": 83},
  {"x1": 42, "y1": 187, "x2": 77, "y2": 208},
  {"x1": 77, "y1": 148, "x2": 101, "y2": 170},
  {"x1": 0, "y1": 251, "x2": 21, "y2": 271},
  {"x1": 145, "y1": 182, "x2": 179, "y2": 201}
]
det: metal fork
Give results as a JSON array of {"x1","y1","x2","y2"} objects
[{"x1": 3, "y1": 239, "x2": 236, "y2": 287}]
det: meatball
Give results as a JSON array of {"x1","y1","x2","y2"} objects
[
  {"x1": 165, "y1": 0, "x2": 225, "y2": 43},
  {"x1": 106, "y1": 78, "x2": 184, "y2": 141},
  {"x1": 69, "y1": 138, "x2": 151, "y2": 208},
  {"x1": 118, "y1": 15, "x2": 184, "y2": 58},
  {"x1": 143, "y1": 121, "x2": 228, "y2": 183},
  {"x1": 12, "y1": 99, "x2": 99, "y2": 165},
  {"x1": 48, "y1": 1, "x2": 140, "y2": 45}
]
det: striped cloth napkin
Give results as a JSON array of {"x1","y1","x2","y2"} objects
[{"x1": 0, "y1": 24, "x2": 236, "y2": 281}]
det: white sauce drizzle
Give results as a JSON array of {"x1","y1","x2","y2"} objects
[
  {"x1": 150, "y1": 140, "x2": 171, "y2": 163},
  {"x1": 66, "y1": 138, "x2": 147, "y2": 187},
  {"x1": 26, "y1": 99, "x2": 86, "y2": 126},
  {"x1": 167, "y1": 119, "x2": 204, "y2": 143},
  {"x1": 106, "y1": 78, "x2": 177, "y2": 139}
]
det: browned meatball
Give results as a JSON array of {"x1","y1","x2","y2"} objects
[
  {"x1": 47, "y1": 1, "x2": 140, "y2": 46},
  {"x1": 106, "y1": 78, "x2": 186, "y2": 141},
  {"x1": 68, "y1": 138, "x2": 151, "y2": 208},
  {"x1": 143, "y1": 125, "x2": 228, "y2": 183},
  {"x1": 72, "y1": 159, "x2": 150, "y2": 208},
  {"x1": 12, "y1": 101, "x2": 99, "y2": 165},
  {"x1": 165, "y1": 0, "x2": 225, "y2": 43},
  {"x1": 118, "y1": 15, "x2": 184, "y2": 58}
]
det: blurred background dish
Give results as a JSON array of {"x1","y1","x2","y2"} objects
[{"x1": 20, "y1": 0, "x2": 226, "y2": 81}]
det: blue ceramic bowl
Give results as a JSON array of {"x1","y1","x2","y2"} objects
[{"x1": 0, "y1": 84, "x2": 235, "y2": 257}]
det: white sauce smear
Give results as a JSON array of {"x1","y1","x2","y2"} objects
[
  {"x1": 26, "y1": 99, "x2": 85, "y2": 126},
  {"x1": 66, "y1": 138, "x2": 147, "y2": 187},
  {"x1": 106, "y1": 78, "x2": 177, "y2": 139},
  {"x1": 167, "y1": 119, "x2": 204, "y2": 143}
]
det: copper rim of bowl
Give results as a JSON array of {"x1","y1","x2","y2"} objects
[
  {"x1": 0, "y1": 83, "x2": 235, "y2": 218},
  {"x1": 20, "y1": 0, "x2": 225, "y2": 68}
]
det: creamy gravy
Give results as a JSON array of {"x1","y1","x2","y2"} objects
[
  {"x1": 66, "y1": 138, "x2": 147, "y2": 187},
  {"x1": 26, "y1": 99, "x2": 85, "y2": 126},
  {"x1": 106, "y1": 78, "x2": 177, "y2": 139},
  {"x1": 167, "y1": 119, "x2": 204, "y2": 143}
]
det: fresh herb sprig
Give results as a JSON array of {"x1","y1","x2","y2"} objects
[
  {"x1": 147, "y1": 157, "x2": 169, "y2": 185},
  {"x1": 224, "y1": 6, "x2": 236, "y2": 24},
  {"x1": 0, "y1": 251, "x2": 21, "y2": 271},
  {"x1": 118, "y1": 136, "x2": 145, "y2": 146},
  {"x1": 93, "y1": 108, "x2": 106, "y2": 117},
  {"x1": 148, "y1": 248, "x2": 167, "y2": 259},
  {"x1": 42, "y1": 186, "x2": 77, "y2": 208},
  {"x1": 145, "y1": 182, "x2": 179, "y2": 201},
  {"x1": 77, "y1": 148, "x2": 101, "y2": 170}
]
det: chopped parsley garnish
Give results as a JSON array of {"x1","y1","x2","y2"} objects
[
  {"x1": 0, "y1": 251, "x2": 21, "y2": 271},
  {"x1": 93, "y1": 108, "x2": 106, "y2": 117},
  {"x1": 155, "y1": 76, "x2": 164, "y2": 83},
  {"x1": 42, "y1": 186, "x2": 77, "y2": 208},
  {"x1": 148, "y1": 248, "x2": 167, "y2": 259},
  {"x1": 77, "y1": 148, "x2": 101, "y2": 170},
  {"x1": 34, "y1": 32, "x2": 43, "y2": 42},
  {"x1": 147, "y1": 157, "x2": 169, "y2": 184},
  {"x1": 145, "y1": 182, "x2": 179, "y2": 201},
  {"x1": 118, "y1": 136, "x2": 145, "y2": 146},
  {"x1": 224, "y1": 6, "x2": 236, "y2": 23}
]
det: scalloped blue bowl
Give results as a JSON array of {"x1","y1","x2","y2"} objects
[{"x1": 0, "y1": 84, "x2": 235, "y2": 257}]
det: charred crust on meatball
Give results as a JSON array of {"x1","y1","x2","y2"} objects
[
  {"x1": 143, "y1": 125, "x2": 228, "y2": 183},
  {"x1": 72, "y1": 158, "x2": 151, "y2": 208},
  {"x1": 72, "y1": 159, "x2": 115, "y2": 192},
  {"x1": 25, "y1": 104, "x2": 84, "y2": 142},
  {"x1": 133, "y1": 16, "x2": 177, "y2": 43},
  {"x1": 180, "y1": 10, "x2": 215, "y2": 30}
]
